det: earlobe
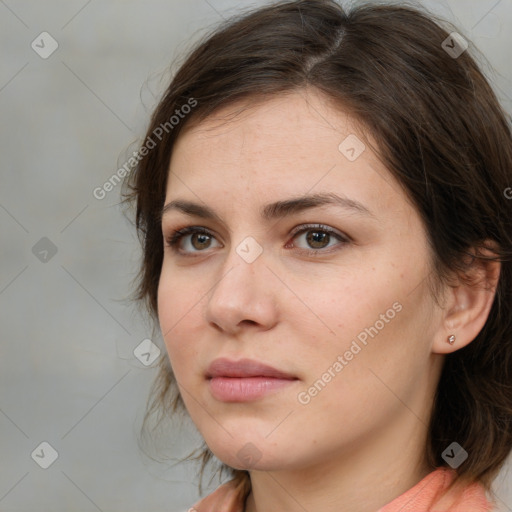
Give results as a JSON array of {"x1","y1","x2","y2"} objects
[{"x1": 432, "y1": 247, "x2": 500, "y2": 355}]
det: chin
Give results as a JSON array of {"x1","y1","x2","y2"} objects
[{"x1": 206, "y1": 440, "x2": 284, "y2": 471}]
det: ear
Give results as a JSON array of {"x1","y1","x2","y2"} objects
[{"x1": 432, "y1": 244, "x2": 501, "y2": 355}]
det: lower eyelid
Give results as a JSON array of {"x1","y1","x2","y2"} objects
[{"x1": 287, "y1": 236, "x2": 345, "y2": 253}]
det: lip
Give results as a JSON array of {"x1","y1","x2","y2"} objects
[
  {"x1": 206, "y1": 358, "x2": 296, "y2": 379},
  {"x1": 206, "y1": 358, "x2": 298, "y2": 402}
]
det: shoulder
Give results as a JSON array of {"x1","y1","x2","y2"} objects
[
  {"x1": 188, "y1": 479, "x2": 246, "y2": 512},
  {"x1": 378, "y1": 468, "x2": 495, "y2": 512}
]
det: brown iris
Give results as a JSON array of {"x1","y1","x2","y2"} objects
[
  {"x1": 305, "y1": 230, "x2": 330, "y2": 249},
  {"x1": 191, "y1": 233, "x2": 212, "y2": 250}
]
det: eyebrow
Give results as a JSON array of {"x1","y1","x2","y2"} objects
[{"x1": 160, "y1": 192, "x2": 373, "y2": 223}]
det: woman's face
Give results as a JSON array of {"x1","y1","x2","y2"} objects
[{"x1": 158, "y1": 89, "x2": 445, "y2": 473}]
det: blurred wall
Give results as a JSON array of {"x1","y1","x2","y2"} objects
[{"x1": 1, "y1": 1, "x2": 511, "y2": 511}]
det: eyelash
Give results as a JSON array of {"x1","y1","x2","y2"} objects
[{"x1": 164, "y1": 224, "x2": 350, "y2": 257}]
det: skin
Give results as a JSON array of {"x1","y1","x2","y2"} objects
[{"x1": 157, "y1": 89, "x2": 498, "y2": 512}]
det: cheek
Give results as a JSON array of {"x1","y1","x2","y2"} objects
[
  {"x1": 157, "y1": 263, "x2": 206, "y2": 329},
  {"x1": 287, "y1": 268, "x2": 397, "y2": 348},
  {"x1": 157, "y1": 271, "x2": 203, "y2": 372},
  {"x1": 290, "y1": 258, "x2": 432, "y2": 379}
]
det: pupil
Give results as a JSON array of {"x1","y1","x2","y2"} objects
[
  {"x1": 192, "y1": 233, "x2": 210, "y2": 249},
  {"x1": 307, "y1": 231, "x2": 329, "y2": 248}
]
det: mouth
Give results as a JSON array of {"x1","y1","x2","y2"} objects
[{"x1": 206, "y1": 358, "x2": 299, "y2": 402}]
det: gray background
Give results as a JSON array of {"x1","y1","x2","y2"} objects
[{"x1": 1, "y1": 0, "x2": 511, "y2": 511}]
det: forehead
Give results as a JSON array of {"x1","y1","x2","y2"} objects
[
  {"x1": 165, "y1": 90, "x2": 408, "y2": 219},
  {"x1": 175, "y1": 90, "x2": 357, "y2": 153}
]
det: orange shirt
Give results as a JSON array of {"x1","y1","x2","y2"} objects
[{"x1": 190, "y1": 468, "x2": 494, "y2": 512}]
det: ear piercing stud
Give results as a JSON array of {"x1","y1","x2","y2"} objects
[{"x1": 447, "y1": 334, "x2": 456, "y2": 344}]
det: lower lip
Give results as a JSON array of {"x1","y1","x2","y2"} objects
[{"x1": 208, "y1": 376, "x2": 297, "y2": 402}]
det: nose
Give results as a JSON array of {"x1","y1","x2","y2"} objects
[{"x1": 204, "y1": 246, "x2": 279, "y2": 335}]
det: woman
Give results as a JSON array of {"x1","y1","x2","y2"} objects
[{"x1": 122, "y1": 1, "x2": 512, "y2": 510}]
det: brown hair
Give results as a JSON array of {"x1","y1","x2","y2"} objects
[{"x1": 122, "y1": 0, "x2": 512, "y2": 504}]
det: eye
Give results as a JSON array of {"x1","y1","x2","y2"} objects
[
  {"x1": 164, "y1": 223, "x2": 349, "y2": 257},
  {"x1": 164, "y1": 226, "x2": 221, "y2": 254},
  {"x1": 286, "y1": 224, "x2": 349, "y2": 254}
]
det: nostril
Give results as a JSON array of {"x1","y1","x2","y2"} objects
[{"x1": 241, "y1": 319, "x2": 258, "y2": 326}]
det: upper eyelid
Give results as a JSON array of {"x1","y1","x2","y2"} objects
[
  {"x1": 289, "y1": 223, "x2": 348, "y2": 239},
  {"x1": 165, "y1": 224, "x2": 348, "y2": 250},
  {"x1": 164, "y1": 223, "x2": 344, "y2": 238}
]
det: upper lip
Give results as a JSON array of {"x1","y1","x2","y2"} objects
[{"x1": 206, "y1": 358, "x2": 297, "y2": 379}]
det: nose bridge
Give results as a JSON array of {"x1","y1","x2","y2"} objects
[
  {"x1": 205, "y1": 235, "x2": 276, "y2": 331},
  {"x1": 218, "y1": 228, "x2": 267, "y2": 281},
  {"x1": 212, "y1": 237, "x2": 265, "y2": 301}
]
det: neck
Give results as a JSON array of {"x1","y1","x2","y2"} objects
[{"x1": 245, "y1": 412, "x2": 432, "y2": 512}]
